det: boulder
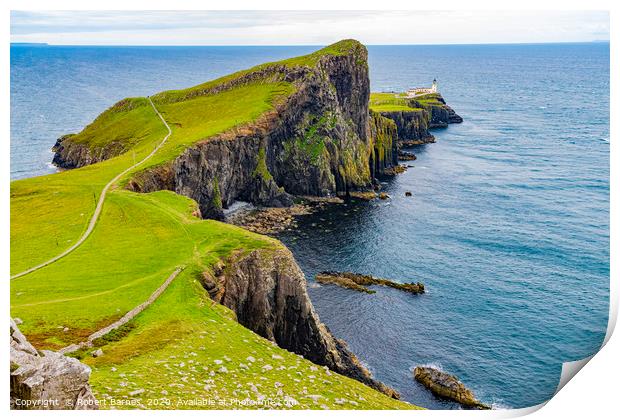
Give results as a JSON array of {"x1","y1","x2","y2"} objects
[
  {"x1": 413, "y1": 366, "x2": 490, "y2": 409},
  {"x1": 10, "y1": 319, "x2": 98, "y2": 410}
]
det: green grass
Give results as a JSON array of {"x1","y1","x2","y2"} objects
[
  {"x1": 83, "y1": 271, "x2": 414, "y2": 410},
  {"x1": 10, "y1": 40, "x2": 419, "y2": 409},
  {"x1": 152, "y1": 39, "x2": 364, "y2": 105},
  {"x1": 10, "y1": 103, "x2": 168, "y2": 273},
  {"x1": 10, "y1": 189, "x2": 276, "y2": 349},
  {"x1": 369, "y1": 92, "x2": 423, "y2": 112}
]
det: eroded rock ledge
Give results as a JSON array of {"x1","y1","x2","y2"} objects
[
  {"x1": 316, "y1": 272, "x2": 425, "y2": 295},
  {"x1": 200, "y1": 247, "x2": 400, "y2": 399},
  {"x1": 10, "y1": 319, "x2": 98, "y2": 410}
]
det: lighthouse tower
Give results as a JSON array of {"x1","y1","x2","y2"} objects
[{"x1": 431, "y1": 78, "x2": 438, "y2": 93}]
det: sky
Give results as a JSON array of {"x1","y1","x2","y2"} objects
[{"x1": 10, "y1": 10, "x2": 610, "y2": 46}]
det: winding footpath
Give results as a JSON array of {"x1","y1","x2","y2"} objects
[{"x1": 11, "y1": 97, "x2": 172, "y2": 280}]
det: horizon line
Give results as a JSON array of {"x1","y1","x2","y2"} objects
[{"x1": 10, "y1": 40, "x2": 610, "y2": 47}]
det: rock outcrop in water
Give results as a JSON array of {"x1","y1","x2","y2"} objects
[
  {"x1": 200, "y1": 247, "x2": 400, "y2": 399},
  {"x1": 413, "y1": 366, "x2": 490, "y2": 410},
  {"x1": 10, "y1": 319, "x2": 98, "y2": 410},
  {"x1": 316, "y1": 272, "x2": 425, "y2": 295}
]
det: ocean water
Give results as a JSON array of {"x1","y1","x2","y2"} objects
[{"x1": 10, "y1": 43, "x2": 609, "y2": 409}]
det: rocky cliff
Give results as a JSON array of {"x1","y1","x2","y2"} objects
[
  {"x1": 375, "y1": 94, "x2": 462, "y2": 147},
  {"x1": 368, "y1": 110, "x2": 398, "y2": 178},
  {"x1": 10, "y1": 319, "x2": 98, "y2": 410},
  {"x1": 52, "y1": 134, "x2": 128, "y2": 169},
  {"x1": 377, "y1": 109, "x2": 435, "y2": 146},
  {"x1": 127, "y1": 41, "x2": 378, "y2": 219},
  {"x1": 200, "y1": 247, "x2": 399, "y2": 399}
]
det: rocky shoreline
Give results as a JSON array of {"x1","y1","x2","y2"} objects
[{"x1": 316, "y1": 272, "x2": 425, "y2": 295}]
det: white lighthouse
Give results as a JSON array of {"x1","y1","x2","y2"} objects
[{"x1": 431, "y1": 78, "x2": 438, "y2": 93}]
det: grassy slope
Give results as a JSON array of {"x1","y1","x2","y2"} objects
[
  {"x1": 368, "y1": 92, "x2": 448, "y2": 112},
  {"x1": 10, "y1": 100, "x2": 167, "y2": 273},
  {"x1": 84, "y1": 271, "x2": 413, "y2": 409},
  {"x1": 10, "y1": 40, "x2": 417, "y2": 409}
]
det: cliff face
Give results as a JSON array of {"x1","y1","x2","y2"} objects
[
  {"x1": 375, "y1": 95, "x2": 462, "y2": 146},
  {"x1": 52, "y1": 134, "x2": 126, "y2": 169},
  {"x1": 127, "y1": 44, "x2": 376, "y2": 219},
  {"x1": 369, "y1": 110, "x2": 398, "y2": 178},
  {"x1": 201, "y1": 247, "x2": 399, "y2": 398},
  {"x1": 10, "y1": 319, "x2": 97, "y2": 410},
  {"x1": 377, "y1": 109, "x2": 435, "y2": 145}
]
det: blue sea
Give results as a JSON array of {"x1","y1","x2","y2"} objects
[{"x1": 10, "y1": 43, "x2": 610, "y2": 409}]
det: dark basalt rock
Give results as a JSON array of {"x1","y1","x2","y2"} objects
[
  {"x1": 414, "y1": 366, "x2": 490, "y2": 410},
  {"x1": 201, "y1": 248, "x2": 400, "y2": 399},
  {"x1": 378, "y1": 110, "x2": 435, "y2": 145},
  {"x1": 398, "y1": 151, "x2": 417, "y2": 161},
  {"x1": 52, "y1": 134, "x2": 125, "y2": 169},
  {"x1": 376, "y1": 94, "x2": 462, "y2": 148},
  {"x1": 128, "y1": 44, "x2": 377, "y2": 219}
]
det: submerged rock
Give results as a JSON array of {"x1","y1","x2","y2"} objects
[
  {"x1": 398, "y1": 151, "x2": 417, "y2": 161},
  {"x1": 382, "y1": 165, "x2": 407, "y2": 176},
  {"x1": 349, "y1": 191, "x2": 377, "y2": 201},
  {"x1": 10, "y1": 319, "x2": 98, "y2": 410},
  {"x1": 316, "y1": 272, "x2": 424, "y2": 295},
  {"x1": 413, "y1": 366, "x2": 490, "y2": 410}
]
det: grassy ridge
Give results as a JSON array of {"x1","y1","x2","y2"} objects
[{"x1": 10, "y1": 40, "x2": 417, "y2": 409}]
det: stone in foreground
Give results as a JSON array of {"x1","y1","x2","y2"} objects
[
  {"x1": 413, "y1": 366, "x2": 490, "y2": 410},
  {"x1": 10, "y1": 319, "x2": 98, "y2": 410}
]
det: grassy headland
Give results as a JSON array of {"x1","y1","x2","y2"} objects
[{"x1": 10, "y1": 40, "x2": 416, "y2": 409}]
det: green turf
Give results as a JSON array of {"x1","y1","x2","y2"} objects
[
  {"x1": 152, "y1": 39, "x2": 363, "y2": 105},
  {"x1": 369, "y1": 92, "x2": 423, "y2": 112},
  {"x1": 10, "y1": 189, "x2": 277, "y2": 349},
  {"x1": 10, "y1": 103, "x2": 168, "y2": 273},
  {"x1": 83, "y1": 271, "x2": 415, "y2": 410},
  {"x1": 10, "y1": 40, "x2": 420, "y2": 409}
]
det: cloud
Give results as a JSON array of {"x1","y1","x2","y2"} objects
[{"x1": 10, "y1": 10, "x2": 610, "y2": 45}]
